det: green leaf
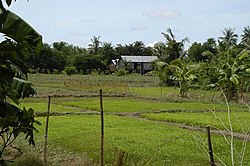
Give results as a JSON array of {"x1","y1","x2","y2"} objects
[
  {"x1": 230, "y1": 74, "x2": 239, "y2": 85},
  {"x1": 246, "y1": 68, "x2": 250, "y2": 73},
  {"x1": 11, "y1": 77, "x2": 36, "y2": 99},
  {"x1": 0, "y1": 9, "x2": 42, "y2": 53},
  {"x1": 170, "y1": 59, "x2": 182, "y2": 66},
  {"x1": 188, "y1": 74, "x2": 197, "y2": 80},
  {"x1": 27, "y1": 107, "x2": 34, "y2": 115},
  {"x1": 6, "y1": 90, "x2": 20, "y2": 105},
  {"x1": 34, "y1": 120, "x2": 42, "y2": 125},
  {"x1": 155, "y1": 61, "x2": 167, "y2": 67},
  {"x1": 238, "y1": 50, "x2": 250, "y2": 60}
]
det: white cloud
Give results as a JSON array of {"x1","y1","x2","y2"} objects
[{"x1": 142, "y1": 8, "x2": 181, "y2": 19}]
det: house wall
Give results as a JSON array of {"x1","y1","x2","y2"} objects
[
  {"x1": 143, "y1": 63, "x2": 153, "y2": 70},
  {"x1": 118, "y1": 59, "x2": 155, "y2": 74}
]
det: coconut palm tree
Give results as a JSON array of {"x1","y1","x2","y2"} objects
[
  {"x1": 241, "y1": 26, "x2": 250, "y2": 47},
  {"x1": 161, "y1": 28, "x2": 189, "y2": 63},
  {"x1": 153, "y1": 42, "x2": 167, "y2": 60},
  {"x1": 219, "y1": 28, "x2": 238, "y2": 49},
  {"x1": 88, "y1": 35, "x2": 101, "y2": 54},
  {"x1": 99, "y1": 42, "x2": 118, "y2": 65}
]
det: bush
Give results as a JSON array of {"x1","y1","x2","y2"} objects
[
  {"x1": 64, "y1": 67, "x2": 77, "y2": 75},
  {"x1": 115, "y1": 69, "x2": 128, "y2": 76}
]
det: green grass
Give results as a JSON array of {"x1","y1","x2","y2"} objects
[
  {"x1": 141, "y1": 111, "x2": 250, "y2": 132},
  {"x1": 18, "y1": 74, "x2": 250, "y2": 165},
  {"x1": 61, "y1": 97, "x2": 247, "y2": 113},
  {"x1": 18, "y1": 102, "x2": 78, "y2": 113},
  {"x1": 129, "y1": 86, "x2": 177, "y2": 97},
  {"x1": 31, "y1": 115, "x2": 250, "y2": 166}
]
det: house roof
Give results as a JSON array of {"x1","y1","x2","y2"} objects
[
  {"x1": 111, "y1": 59, "x2": 119, "y2": 65},
  {"x1": 121, "y1": 56, "x2": 158, "y2": 63}
]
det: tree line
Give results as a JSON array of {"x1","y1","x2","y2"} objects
[
  {"x1": 27, "y1": 37, "x2": 153, "y2": 74},
  {"x1": 1, "y1": 1, "x2": 248, "y2": 103},
  {"x1": 25, "y1": 26, "x2": 250, "y2": 101},
  {"x1": 26, "y1": 27, "x2": 249, "y2": 74},
  {"x1": 153, "y1": 27, "x2": 250, "y2": 101}
]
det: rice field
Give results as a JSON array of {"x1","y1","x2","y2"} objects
[{"x1": 13, "y1": 74, "x2": 250, "y2": 165}]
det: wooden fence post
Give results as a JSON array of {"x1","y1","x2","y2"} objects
[
  {"x1": 43, "y1": 95, "x2": 51, "y2": 166},
  {"x1": 206, "y1": 126, "x2": 216, "y2": 166},
  {"x1": 100, "y1": 89, "x2": 104, "y2": 166}
]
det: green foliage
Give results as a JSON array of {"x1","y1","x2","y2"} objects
[
  {"x1": 0, "y1": 103, "x2": 40, "y2": 145},
  {"x1": 29, "y1": 43, "x2": 66, "y2": 73},
  {"x1": 153, "y1": 59, "x2": 198, "y2": 97},
  {"x1": 214, "y1": 49, "x2": 250, "y2": 101},
  {"x1": 115, "y1": 69, "x2": 128, "y2": 76},
  {"x1": 0, "y1": 4, "x2": 42, "y2": 55},
  {"x1": 52, "y1": 41, "x2": 86, "y2": 66},
  {"x1": 241, "y1": 26, "x2": 250, "y2": 45},
  {"x1": 64, "y1": 66, "x2": 77, "y2": 75},
  {"x1": 0, "y1": 0, "x2": 42, "y2": 162},
  {"x1": 219, "y1": 27, "x2": 238, "y2": 50},
  {"x1": 152, "y1": 61, "x2": 175, "y2": 86},
  {"x1": 73, "y1": 53, "x2": 106, "y2": 74},
  {"x1": 187, "y1": 42, "x2": 206, "y2": 62},
  {"x1": 115, "y1": 41, "x2": 152, "y2": 56},
  {"x1": 99, "y1": 42, "x2": 119, "y2": 64},
  {"x1": 159, "y1": 28, "x2": 188, "y2": 63},
  {"x1": 88, "y1": 35, "x2": 101, "y2": 54}
]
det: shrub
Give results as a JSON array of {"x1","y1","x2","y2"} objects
[
  {"x1": 115, "y1": 69, "x2": 128, "y2": 76},
  {"x1": 65, "y1": 67, "x2": 77, "y2": 75}
]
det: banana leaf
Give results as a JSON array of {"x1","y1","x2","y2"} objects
[{"x1": 0, "y1": 7, "x2": 42, "y2": 53}]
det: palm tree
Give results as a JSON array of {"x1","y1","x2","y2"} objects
[
  {"x1": 219, "y1": 28, "x2": 238, "y2": 49},
  {"x1": 132, "y1": 41, "x2": 145, "y2": 56},
  {"x1": 241, "y1": 26, "x2": 250, "y2": 46},
  {"x1": 99, "y1": 42, "x2": 118, "y2": 64},
  {"x1": 88, "y1": 35, "x2": 101, "y2": 54},
  {"x1": 161, "y1": 28, "x2": 189, "y2": 63},
  {"x1": 153, "y1": 42, "x2": 167, "y2": 60}
]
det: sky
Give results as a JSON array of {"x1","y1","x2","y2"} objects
[{"x1": 5, "y1": 0, "x2": 250, "y2": 48}]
